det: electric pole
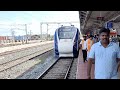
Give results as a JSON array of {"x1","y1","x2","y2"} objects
[
  {"x1": 40, "y1": 23, "x2": 42, "y2": 40},
  {"x1": 25, "y1": 24, "x2": 28, "y2": 44},
  {"x1": 47, "y1": 24, "x2": 48, "y2": 40}
]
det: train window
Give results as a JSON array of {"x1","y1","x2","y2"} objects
[{"x1": 58, "y1": 27, "x2": 76, "y2": 39}]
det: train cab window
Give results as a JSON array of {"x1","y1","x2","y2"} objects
[{"x1": 58, "y1": 27, "x2": 76, "y2": 39}]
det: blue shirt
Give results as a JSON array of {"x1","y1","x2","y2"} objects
[{"x1": 88, "y1": 41, "x2": 120, "y2": 79}]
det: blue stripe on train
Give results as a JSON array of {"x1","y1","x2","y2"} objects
[
  {"x1": 54, "y1": 31, "x2": 59, "y2": 57},
  {"x1": 73, "y1": 29, "x2": 79, "y2": 58}
]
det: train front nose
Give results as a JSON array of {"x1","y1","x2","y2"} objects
[{"x1": 58, "y1": 40, "x2": 73, "y2": 54}]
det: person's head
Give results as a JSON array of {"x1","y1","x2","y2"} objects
[
  {"x1": 99, "y1": 28, "x2": 110, "y2": 44},
  {"x1": 94, "y1": 35, "x2": 96, "y2": 38},
  {"x1": 87, "y1": 34, "x2": 90, "y2": 38},
  {"x1": 89, "y1": 35, "x2": 93, "y2": 40},
  {"x1": 83, "y1": 35, "x2": 86, "y2": 40},
  {"x1": 96, "y1": 34, "x2": 99, "y2": 38}
]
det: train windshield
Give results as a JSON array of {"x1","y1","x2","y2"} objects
[{"x1": 58, "y1": 27, "x2": 76, "y2": 39}]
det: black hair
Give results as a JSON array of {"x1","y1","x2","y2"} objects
[
  {"x1": 94, "y1": 35, "x2": 96, "y2": 38},
  {"x1": 90, "y1": 35, "x2": 93, "y2": 37},
  {"x1": 99, "y1": 28, "x2": 110, "y2": 35}
]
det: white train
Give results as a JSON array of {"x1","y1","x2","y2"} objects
[{"x1": 54, "y1": 25, "x2": 80, "y2": 58}]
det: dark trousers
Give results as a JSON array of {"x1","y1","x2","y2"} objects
[{"x1": 82, "y1": 50, "x2": 87, "y2": 62}]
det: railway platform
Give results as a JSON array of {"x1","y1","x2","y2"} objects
[{"x1": 76, "y1": 49, "x2": 94, "y2": 79}]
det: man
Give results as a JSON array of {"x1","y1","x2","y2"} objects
[
  {"x1": 87, "y1": 28, "x2": 120, "y2": 79},
  {"x1": 80, "y1": 35, "x2": 87, "y2": 63},
  {"x1": 86, "y1": 35, "x2": 94, "y2": 61}
]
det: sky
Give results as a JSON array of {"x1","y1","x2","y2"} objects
[{"x1": 0, "y1": 11, "x2": 80, "y2": 36}]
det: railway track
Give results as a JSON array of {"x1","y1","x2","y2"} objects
[
  {"x1": 0, "y1": 49, "x2": 53, "y2": 79},
  {"x1": 0, "y1": 47, "x2": 77, "y2": 79},
  {"x1": 0, "y1": 49, "x2": 53, "y2": 72},
  {"x1": 39, "y1": 58, "x2": 74, "y2": 79}
]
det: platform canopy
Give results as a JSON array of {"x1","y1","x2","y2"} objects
[{"x1": 79, "y1": 11, "x2": 120, "y2": 35}]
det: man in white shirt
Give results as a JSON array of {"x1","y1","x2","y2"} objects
[
  {"x1": 80, "y1": 35, "x2": 87, "y2": 63},
  {"x1": 87, "y1": 28, "x2": 120, "y2": 79}
]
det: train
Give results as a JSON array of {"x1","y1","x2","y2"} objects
[{"x1": 54, "y1": 25, "x2": 80, "y2": 58}]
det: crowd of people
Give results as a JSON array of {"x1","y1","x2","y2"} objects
[
  {"x1": 79, "y1": 28, "x2": 120, "y2": 79},
  {"x1": 80, "y1": 34, "x2": 99, "y2": 63}
]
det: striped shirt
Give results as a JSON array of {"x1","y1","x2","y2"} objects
[{"x1": 88, "y1": 41, "x2": 120, "y2": 79}]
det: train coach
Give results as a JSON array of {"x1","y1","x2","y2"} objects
[{"x1": 54, "y1": 25, "x2": 80, "y2": 58}]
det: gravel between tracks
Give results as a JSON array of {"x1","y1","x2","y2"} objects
[
  {"x1": 42, "y1": 58, "x2": 73, "y2": 79},
  {"x1": 0, "y1": 49, "x2": 55, "y2": 79},
  {"x1": 68, "y1": 58, "x2": 78, "y2": 79},
  {"x1": 0, "y1": 59, "x2": 41, "y2": 79},
  {"x1": 16, "y1": 50, "x2": 57, "y2": 79}
]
